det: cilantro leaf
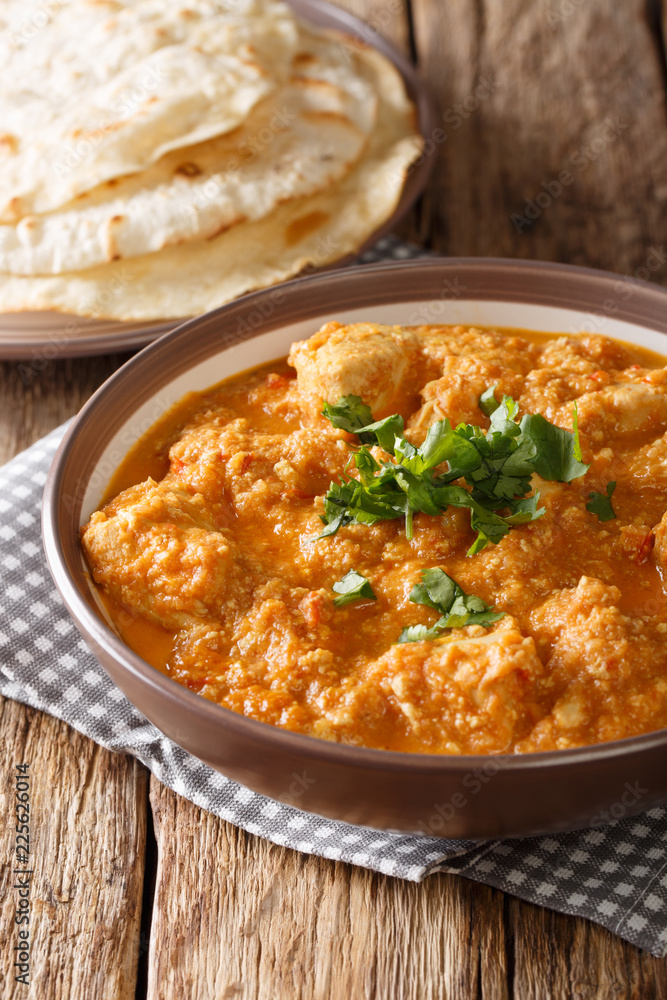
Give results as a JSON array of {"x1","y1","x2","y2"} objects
[
  {"x1": 464, "y1": 432, "x2": 537, "y2": 501},
  {"x1": 416, "y1": 419, "x2": 456, "y2": 469},
  {"x1": 394, "y1": 469, "x2": 444, "y2": 517},
  {"x1": 332, "y1": 569, "x2": 377, "y2": 607},
  {"x1": 408, "y1": 566, "x2": 457, "y2": 612},
  {"x1": 322, "y1": 396, "x2": 375, "y2": 441},
  {"x1": 463, "y1": 497, "x2": 513, "y2": 555},
  {"x1": 398, "y1": 622, "x2": 446, "y2": 643},
  {"x1": 399, "y1": 567, "x2": 504, "y2": 642},
  {"x1": 443, "y1": 593, "x2": 504, "y2": 629},
  {"x1": 520, "y1": 412, "x2": 590, "y2": 482},
  {"x1": 314, "y1": 470, "x2": 405, "y2": 539},
  {"x1": 400, "y1": 419, "x2": 476, "y2": 476},
  {"x1": 489, "y1": 394, "x2": 522, "y2": 437},
  {"x1": 586, "y1": 481, "x2": 617, "y2": 522},
  {"x1": 504, "y1": 493, "x2": 546, "y2": 524},
  {"x1": 317, "y1": 480, "x2": 356, "y2": 537},
  {"x1": 393, "y1": 434, "x2": 418, "y2": 465},
  {"x1": 356, "y1": 413, "x2": 406, "y2": 453},
  {"x1": 353, "y1": 447, "x2": 381, "y2": 484},
  {"x1": 432, "y1": 486, "x2": 513, "y2": 554},
  {"x1": 313, "y1": 509, "x2": 349, "y2": 540},
  {"x1": 479, "y1": 385, "x2": 500, "y2": 416}
]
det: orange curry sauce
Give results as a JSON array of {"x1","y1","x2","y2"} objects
[{"x1": 82, "y1": 324, "x2": 667, "y2": 754}]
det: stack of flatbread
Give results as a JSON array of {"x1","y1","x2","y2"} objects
[{"x1": 0, "y1": 0, "x2": 423, "y2": 321}]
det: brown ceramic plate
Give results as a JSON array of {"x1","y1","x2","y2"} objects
[
  {"x1": 0, "y1": 0, "x2": 437, "y2": 362},
  {"x1": 42, "y1": 258, "x2": 667, "y2": 838}
]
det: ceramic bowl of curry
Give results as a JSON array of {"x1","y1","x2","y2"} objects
[{"x1": 43, "y1": 257, "x2": 667, "y2": 837}]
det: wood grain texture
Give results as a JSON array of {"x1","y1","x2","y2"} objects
[
  {"x1": 411, "y1": 0, "x2": 667, "y2": 278},
  {"x1": 0, "y1": 697, "x2": 147, "y2": 1000},
  {"x1": 147, "y1": 778, "x2": 510, "y2": 1000},
  {"x1": 0, "y1": 353, "x2": 131, "y2": 465},
  {"x1": 146, "y1": 775, "x2": 667, "y2": 1000},
  {"x1": 506, "y1": 894, "x2": 667, "y2": 1000},
  {"x1": 0, "y1": 354, "x2": 146, "y2": 999}
]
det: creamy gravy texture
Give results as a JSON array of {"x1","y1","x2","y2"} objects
[{"x1": 82, "y1": 323, "x2": 667, "y2": 754}]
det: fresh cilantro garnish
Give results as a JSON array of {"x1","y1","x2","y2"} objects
[
  {"x1": 398, "y1": 567, "x2": 504, "y2": 643},
  {"x1": 479, "y1": 384, "x2": 500, "y2": 416},
  {"x1": 321, "y1": 396, "x2": 376, "y2": 442},
  {"x1": 316, "y1": 392, "x2": 588, "y2": 553},
  {"x1": 586, "y1": 481, "x2": 617, "y2": 522},
  {"x1": 354, "y1": 413, "x2": 406, "y2": 453},
  {"x1": 397, "y1": 622, "x2": 445, "y2": 643},
  {"x1": 520, "y1": 407, "x2": 589, "y2": 482},
  {"x1": 332, "y1": 569, "x2": 377, "y2": 607}
]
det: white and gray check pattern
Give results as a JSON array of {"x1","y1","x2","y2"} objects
[{"x1": 2, "y1": 239, "x2": 667, "y2": 958}]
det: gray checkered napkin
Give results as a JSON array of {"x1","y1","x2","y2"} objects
[{"x1": 2, "y1": 238, "x2": 667, "y2": 957}]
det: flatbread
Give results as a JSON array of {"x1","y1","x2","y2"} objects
[
  {"x1": 0, "y1": 30, "x2": 377, "y2": 275},
  {"x1": 0, "y1": 0, "x2": 298, "y2": 220},
  {"x1": 0, "y1": 46, "x2": 423, "y2": 320}
]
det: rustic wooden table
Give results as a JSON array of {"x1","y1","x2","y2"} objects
[{"x1": 2, "y1": 1, "x2": 667, "y2": 997}]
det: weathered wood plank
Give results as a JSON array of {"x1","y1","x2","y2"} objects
[
  {"x1": 0, "y1": 354, "x2": 130, "y2": 465},
  {"x1": 147, "y1": 778, "x2": 509, "y2": 1000},
  {"x1": 0, "y1": 697, "x2": 147, "y2": 1000},
  {"x1": 506, "y1": 894, "x2": 667, "y2": 1000},
  {"x1": 411, "y1": 0, "x2": 667, "y2": 279},
  {"x1": 0, "y1": 353, "x2": 146, "y2": 999}
]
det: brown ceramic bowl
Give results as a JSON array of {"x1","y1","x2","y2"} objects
[{"x1": 42, "y1": 258, "x2": 667, "y2": 838}]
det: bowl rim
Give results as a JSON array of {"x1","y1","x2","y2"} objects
[{"x1": 42, "y1": 254, "x2": 667, "y2": 776}]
